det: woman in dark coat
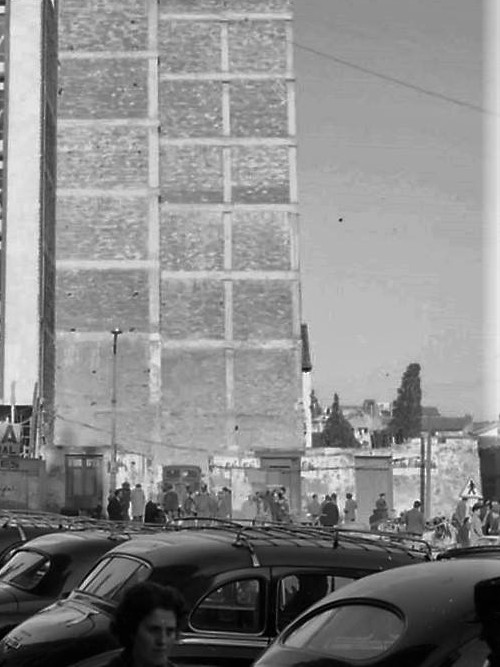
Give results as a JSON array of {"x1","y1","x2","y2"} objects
[{"x1": 107, "y1": 491, "x2": 123, "y2": 521}]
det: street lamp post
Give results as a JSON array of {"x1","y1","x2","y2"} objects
[{"x1": 109, "y1": 328, "x2": 122, "y2": 492}]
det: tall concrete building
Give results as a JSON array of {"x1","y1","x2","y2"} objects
[
  {"x1": 54, "y1": 0, "x2": 302, "y2": 510},
  {"x1": 0, "y1": 0, "x2": 57, "y2": 452}
]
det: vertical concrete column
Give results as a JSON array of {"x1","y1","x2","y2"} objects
[
  {"x1": 147, "y1": 0, "x2": 162, "y2": 458},
  {"x1": 2, "y1": 0, "x2": 43, "y2": 404},
  {"x1": 221, "y1": 19, "x2": 236, "y2": 451}
]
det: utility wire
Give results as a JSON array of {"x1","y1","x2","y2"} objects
[
  {"x1": 293, "y1": 40, "x2": 492, "y2": 115},
  {"x1": 54, "y1": 413, "x2": 210, "y2": 454}
]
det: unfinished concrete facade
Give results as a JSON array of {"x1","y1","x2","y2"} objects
[
  {"x1": 1, "y1": 0, "x2": 57, "y2": 445},
  {"x1": 54, "y1": 0, "x2": 302, "y2": 508}
]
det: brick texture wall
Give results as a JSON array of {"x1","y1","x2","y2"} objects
[{"x1": 55, "y1": 0, "x2": 302, "y2": 483}]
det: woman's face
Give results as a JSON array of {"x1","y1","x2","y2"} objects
[{"x1": 132, "y1": 607, "x2": 178, "y2": 666}]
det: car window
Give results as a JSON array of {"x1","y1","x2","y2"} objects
[
  {"x1": 0, "y1": 550, "x2": 50, "y2": 591},
  {"x1": 77, "y1": 557, "x2": 150, "y2": 602},
  {"x1": 191, "y1": 578, "x2": 263, "y2": 634},
  {"x1": 277, "y1": 574, "x2": 354, "y2": 631},
  {"x1": 283, "y1": 604, "x2": 404, "y2": 660}
]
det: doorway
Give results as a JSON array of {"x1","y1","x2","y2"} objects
[{"x1": 65, "y1": 454, "x2": 103, "y2": 513}]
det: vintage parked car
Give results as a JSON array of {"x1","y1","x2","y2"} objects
[
  {"x1": 0, "y1": 510, "x2": 88, "y2": 566},
  {"x1": 0, "y1": 528, "x2": 135, "y2": 639},
  {"x1": 436, "y1": 544, "x2": 500, "y2": 561},
  {"x1": 253, "y1": 557, "x2": 500, "y2": 667},
  {"x1": 0, "y1": 521, "x2": 431, "y2": 667}
]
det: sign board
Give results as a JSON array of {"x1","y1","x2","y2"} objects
[
  {"x1": 0, "y1": 423, "x2": 21, "y2": 456},
  {"x1": 459, "y1": 478, "x2": 482, "y2": 499}
]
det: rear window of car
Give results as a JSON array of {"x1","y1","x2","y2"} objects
[
  {"x1": 283, "y1": 603, "x2": 404, "y2": 660},
  {"x1": 0, "y1": 550, "x2": 50, "y2": 591},
  {"x1": 77, "y1": 556, "x2": 150, "y2": 602}
]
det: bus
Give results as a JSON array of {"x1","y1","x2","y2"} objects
[{"x1": 161, "y1": 465, "x2": 202, "y2": 507}]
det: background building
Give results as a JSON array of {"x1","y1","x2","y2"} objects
[
  {"x1": 0, "y1": 0, "x2": 57, "y2": 456},
  {"x1": 53, "y1": 0, "x2": 302, "y2": 510}
]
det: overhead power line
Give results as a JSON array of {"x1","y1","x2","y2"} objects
[
  {"x1": 293, "y1": 41, "x2": 492, "y2": 115},
  {"x1": 53, "y1": 413, "x2": 210, "y2": 454}
]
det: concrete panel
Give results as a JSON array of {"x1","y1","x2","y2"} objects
[
  {"x1": 228, "y1": 22, "x2": 287, "y2": 72},
  {"x1": 58, "y1": 126, "x2": 149, "y2": 189},
  {"x1": 234, "y1": 349, "x2": 298, "y2": 415},
  {"x1": 56, "y1": 270, "x2": 149, "y2": 332},
  {"x1": 162, "y1": 349, "x2": 226, "y2": 414},
  {"x1": 55, "y1": 335, "x2": 155, "y2": 451},
  {"x1": 56, "y1": 335, "x2": 150, "y2": 412},
  {"x1": 160, "y1": 211, "x2": 224, "y2": 270},
  {"x1": 232, "y1": 211, "x2": 290, "y2": 270},
  {"x1": 160, "y1": 146, "x2": 223, "y2": 203},
  {"x1": 162, "y1": 414, "x2": 227, "y2": 460},
  {"x1": 58, "y1": 59, "x2": 148, "y2": 119},
  {"x1": 59, "y1": 0, "x2": 148, "y2": 51},
  {"x1": 160, "y1": 279, "x2": 225, "y2": 339},
  {"x1": 233, "y1": 280, "x2": 294, "y2": 339},
  {"x1": 159, "y1": 21, "x2": 221, "y2": 72},
  {"x1": 161, "y1": 81, "x2": 223, "y2": 137},
  {"x1": 230, "y1": 81, "x2": 287, "y2": 137},
  {"x1": 231, "y1": 146, "x2": 289, "y2": 203},
  {"x1": 234, "y1": 415, "x2": 301, "y2": 452},
  {"x1": 57, "y1": 197, "x2": 149, "y2": 261}
]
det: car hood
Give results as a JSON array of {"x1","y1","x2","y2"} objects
[
  {"x1": 0, "y1": 584, "x2": 19, "y2": 613},
  {"x1": 2, "y1": 595, "x2": 112, "y2": 647}
]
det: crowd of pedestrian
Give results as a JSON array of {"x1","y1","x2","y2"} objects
[
  {"x1": 451, "y1": 497, "x2": 500, "y2": 547},
  {"x1": 305, "y1": 491, "x2": 358, "y2": 527},
  {"x1": 103, "y1": 480, "x2": 500, "y2": 553},
  {"x1": 240, "y1": 487, "x2": 291, "y2": 523},
  {"x1": 105, "y1": 481, "x2": 233, "y2": 524}
]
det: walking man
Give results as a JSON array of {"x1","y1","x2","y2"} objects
[
  {"x1": 343, "y1": 493, "x2": 358, "y2": 522},
  {"x1": 404, "y1": 500, "x2": 426, "y2": 536},
  {"x1": 130, "y1": 483, "x2": 146, "y2": 522}
]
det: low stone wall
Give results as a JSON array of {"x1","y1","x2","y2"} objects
[
  {"x1": 0, "y1": 458, "x2": 46, "y2": 510},
  {"x1": 208, "y1": 438, "x2": 481, "y2": 520},
  {"x1": 301, "y1": 438, "x2": 481, "y2": 519}
]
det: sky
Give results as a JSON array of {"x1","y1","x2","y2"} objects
[{"x1": 293, "y1": 0, "x2": 496, "y2": 420}]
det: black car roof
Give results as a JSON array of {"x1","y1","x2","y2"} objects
[
  {"x1": 437, "y1": 545, "x2": 500, "y2": 560},
  {"x1": 95, "y1": 522, "x2": 431, "y2": 572},
  {"x1": 9, "y1": 530, "x2": 126, "y2": 556},
  {"x1": 303, "y1": 557, "x2": 500, "y2": 618}
]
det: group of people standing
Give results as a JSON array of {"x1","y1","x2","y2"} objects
[
  {"x1": 306, "y1": 492, "x2": 358, "y2": 527},
  {"x1": 452, "y1": 496, "x2": 500, "y2": 547},
  {"x1": 106, "y1": 481, "x2": 233, "y2": 524},
  {"x1": 107, "y1": 482, "x2": 146, "y2": 522},
  {"x1": 240, "y1": 487, "x2": 291, "y2": 523}
]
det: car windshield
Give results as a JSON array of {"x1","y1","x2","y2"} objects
[
  {"x1": 283, "y1": 603, "x2": 404, "y2": 661},
  {"x1": 0, "y1": 550, "x2": 50, "y2": 591},
  {"x1": 77, "y1": 556, "x2": 150, "y2": 602}
]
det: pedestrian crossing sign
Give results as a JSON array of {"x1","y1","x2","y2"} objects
[{"x1": 459, "y1": 478, "x2": 481, "y2": 499}]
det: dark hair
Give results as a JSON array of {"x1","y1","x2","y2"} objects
[{"x1": 111, "y1": 582, "x2": 187, "y2": 650}]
